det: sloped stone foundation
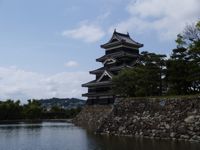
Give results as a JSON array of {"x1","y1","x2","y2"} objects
[
  {"x1": 74, "y1": 105, "x2": 113, "y2": 131},
  {"x1": 75, "y1": 96, "x2": 200, "y2": 142}
]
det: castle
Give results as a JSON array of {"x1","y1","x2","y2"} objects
[{"x1": 82, "y1": 30, "x2": 143, "y2": 105}]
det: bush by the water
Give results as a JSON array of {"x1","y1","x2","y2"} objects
[{"x1": 0, "y1": 99, "x2": 82, "y2": 120}]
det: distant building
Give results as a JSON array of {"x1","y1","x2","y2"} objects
[{"x1": 82, "y1": 30, "x2": 143, "y2": 105}]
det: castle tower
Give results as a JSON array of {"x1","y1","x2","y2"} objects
[{"x1": 82, "y1": 30, "x2": 143, "y2": 105}]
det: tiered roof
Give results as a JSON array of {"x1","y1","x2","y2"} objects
[
  {"x1": 101, "y1": 30, "x2": 143, "y2": 49},
  {"x1": 82, "y1": 30, "x2": 143, "y2": 104},
  {"x1": 82, "y1": 80, "x2": 112, "y2": 87},
  {"x1": 90, "y1": 64, "x2": 133, "y2": 74},
  {"x1": 96, "y1": 51, "x2": 140, "y2": 62}
]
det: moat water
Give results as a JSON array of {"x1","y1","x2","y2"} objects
[{"x1": 0, "y1": 122, "x2": 200, "y2": 150}]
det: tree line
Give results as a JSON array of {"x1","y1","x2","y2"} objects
[
  {"x1": 0, "y1": 99, "x2": 81, "y2": 121},
  {"x1": 112, "y1": 21, "x2": 200, "y2": 97}
]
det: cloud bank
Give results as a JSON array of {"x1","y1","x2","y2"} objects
[
  {"x1": 0, "y1": 66, "x2": 93, "y2": 103},
  {"x1": 110, "y1": 0, "x2": 200, "y2": 40},
  {"x1": 62, "y1": 23, "x2": 105, "y2": 43},
  {"x1": 65, "y1": 60, "x2": 79, "y2": 67}
]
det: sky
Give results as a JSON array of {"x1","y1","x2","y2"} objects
[{"x1": 0, "y1": 0, "x2": 199, "y2": 102}]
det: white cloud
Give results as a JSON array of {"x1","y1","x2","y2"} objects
[
  {"x1": 65, "y1": 60, "x2": 79, "y2": 67},
  {"x1": 111, "y1": 0, "x2": 200, "y2": 40},
  {"x1": 62, "y1": 23, "x2": 105, "y2": 43},
  {"x1": 96, "y1": 12, "x2": 111, "y2": 22},
  {"x1": 0, "y1": 66, "x2": 93, "y2": 103}
]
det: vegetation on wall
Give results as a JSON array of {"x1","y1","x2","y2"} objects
[{"x1": 112, "y1": 20, "x2": 200, "y2": 97}]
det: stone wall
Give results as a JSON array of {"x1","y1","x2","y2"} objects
[
  {"x1": 75, "y1": 96, "x2": 200, "y2": 142},
  {"x1": 74, "y1": 105, "x2": 113, "y2": 131}
]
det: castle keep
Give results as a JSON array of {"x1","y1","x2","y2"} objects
[{"x1": 82, "y1": 30, "x2": 143, "y2": 105}]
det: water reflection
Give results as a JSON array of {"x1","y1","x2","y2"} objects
[
  {"x1": 87, "y1": 133, "x2": 200, "y2": 150},
  {"x1": 0, "y1": 122, "x2": 199, "y2": 150},
  {"x1": 87, "y1": 129, "x2": 200, "y2": 150}
]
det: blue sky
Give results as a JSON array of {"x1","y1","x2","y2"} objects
[{"x1": 0, "y1": 0, "x2": 199, "y2": 102}]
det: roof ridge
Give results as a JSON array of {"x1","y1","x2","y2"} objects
[
  {"x1": 114, "y1": 30, "x2": 129, "y2": 37},
  {"x1": 101, "y1": 30, "x2": 143, "y2": 48}
]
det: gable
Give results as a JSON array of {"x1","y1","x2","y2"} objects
[
  {"x1": 97, "y1": 70, "x2": 113, "y2": 82},
  {"x1": 99, "y1": 75, "x2": 111, "y2": 82},
  {"x1": 103, "y1": 58, "x2": 116, "y2": 65},
  {"x1": 109, "y1": 34, "x2": 121, "y2": 43},
  {"x1": 110, "y1": 38, "x2": 118, "y2": 43}
]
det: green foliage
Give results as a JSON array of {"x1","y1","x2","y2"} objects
[
  {"x1": 166, "y1": 59, "x2": 190, "y2": 95},
  {"x1": 0, "y1": 99, "x2": 82, "y2": 121},
  {"x1": 196, "y1": 21, "x2": 200, "y2": 29},
  {"x1": 0, "y1": 100, "x2": 22, "y2": 120},
  {"x1": 23, "y1": 100, "x2": 43, "y2": 119},
  {"x1": 168, "y1": 20, "x2": 200, "y2": 94},
  {"x1": 112, "y1": 52, "x2": 166, "y2": 97},
  {"x1": 65, "y1": 107, "x2": 82, "y2": 118},
  {"x1": 50, "y1": 105, "x2": 64, "y2": 113},
  {"x1": 175, "y1": 34, "x2": 186, "y2": 47},
  {"x1": 112, "y1": 68, "x2": 137, "y2": 97},
  {"x1": 167, "y1": 48, "x2": 189, "y2": 95},
  {"x1": 113, "y1": 20, "x2": 200, "y2": 98}
]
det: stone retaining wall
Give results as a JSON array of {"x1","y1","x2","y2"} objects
[
  {"x1": 75, "y1": 96, "x2": 200, "y2": 142},
  {"x1": 74, "y1": 105, "x2": 113, "y2": 131}
]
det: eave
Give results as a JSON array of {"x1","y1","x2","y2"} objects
[
  {"x1": 96, "y1": 51, "x2": 140, "y2": 62},
  {"x1": 90, "y1": 65, "x2": 133, "y2": 75},
  {"x1": 82, "y1": 91, "x2": 113, "y2": 97},
  {"x1": 101, "y1": 41, "x2": 143, "y2": 49},
  {"x1": 82, "y1": 80, "x2": 112, "y2": 87}
]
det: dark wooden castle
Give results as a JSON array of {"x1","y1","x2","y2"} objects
[{"x1": 82, "y1": 30, "x2": 143, "y2": 105}]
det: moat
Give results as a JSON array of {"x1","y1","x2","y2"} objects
[{"x1": 0, "y1": 122, "x2": 200, "y2": 150}]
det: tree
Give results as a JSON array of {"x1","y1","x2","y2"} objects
[
  {"x1": 168, "y1": 20, "x2": 200, "y2": 94},
  {"x1": 50, "y1": 105, "x2": 64, "y2": 113},
  {"x1": 112, "y1": 68, "x2": 137, "y2": 97},
  {"x1": 112, "y1": 51, "x2": 166, "y2": 97},
  {"x1": 176, "y1": 21, "x2": 200, "y2": 49},
  {"x1": 0, "y1": 100, "x2": 23, "y2": 120},
  {"x1": 166, "y1": 48, "x2": 191, "y2": 95},
  {"x1": 23, "y1": 100, "x2": 42, "y2": 119},
  {"x1": 140, "y1": 51, "x2": 167, "y2": 96}
]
